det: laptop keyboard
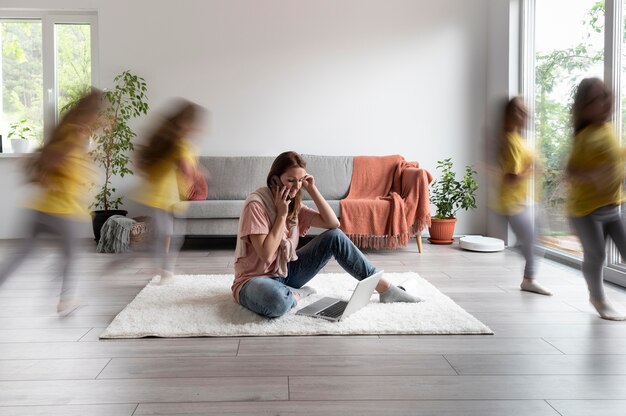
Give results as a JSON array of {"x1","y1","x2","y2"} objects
[{"x1": 318, "y1": 301, "x2": 349, "y2": 318}]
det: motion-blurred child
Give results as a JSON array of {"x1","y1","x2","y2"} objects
[
  {"x1": 133, "y1": 100, "x2": 205, "y2": 283},
  {"x1": 495, "y1": 97, "x2": 552, "y2": 296},
  {"x1": 566, "y1": 78, "x2": 626, "y2": 321},
  {"x1": 0, "y1": 90, "x2": 103, "y2": 315}
]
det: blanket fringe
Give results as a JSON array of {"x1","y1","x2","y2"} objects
[
  {"x1": 346, "y1": 214, "x2": 432, "y2": 250},
  {"x1": 345, "y1": 232, "x2": 410, "y2": 250},
  {"x1": 410, "y1": 214, "x2": 432, "y2": 236}
]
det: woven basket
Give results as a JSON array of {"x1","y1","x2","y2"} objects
[{"x1": 130, "y1": 216, "x2": 152, "y2": 250}]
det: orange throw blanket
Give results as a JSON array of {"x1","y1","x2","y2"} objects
[{"x1": 339, "y1": 155, "x2": 432, "y2": 249}]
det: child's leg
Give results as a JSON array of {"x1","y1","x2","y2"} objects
[
  {"x1": 55, "y1": 216, "x2": 79, "y2": 299},
  {"x1": 570, "y1": 214, "x2": 606, "y2": 299},
  {"x1": 570, "y1": 209, "x2": 625, "y2": 320},
  {"x1": 142, "y1": 206, "x2": 172, "y2": 281},
  {"x1": 508, "y1": 207, "x2": 552, "y2": 295},
  {"x1": 507, "y1": 207, "x2": 536, "y2": 278}
]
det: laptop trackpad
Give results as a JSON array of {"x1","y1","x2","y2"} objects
[{"x1": 296, "y1": 297, "x2": 339, "y2": 315}]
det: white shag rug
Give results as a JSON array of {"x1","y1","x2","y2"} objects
[{"x1": 100, "y1": 272, "x2": 492, "y2": 338}]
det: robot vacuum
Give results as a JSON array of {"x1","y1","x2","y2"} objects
[{"x1": 459, "y1": 235, "x2": 505, "y2": 252}]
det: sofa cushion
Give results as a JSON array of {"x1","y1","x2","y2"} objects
[
  {"x1": 173, "y1": 200, "x2": 244, "y2": 219},
  {"x1": 198, "y1": 156, "x2": 275, "y2": 200},
  {"x1": 197, "y1": 155, "x2": 352, "y2": 201},
  {"x1": 301, "y1": 155, "x2": 353, "y2": 200},
  {"x1": 174, "y1": 199, "x2": 342, "y2": 220}
]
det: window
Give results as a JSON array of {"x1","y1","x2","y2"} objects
[
  {"x1": 525, "y1": 0, "x2": 626, "y2": 286},
  {"x1": 1, "y1": 20, "x2": 43, "y2": 149},
  {"x1": 532, "y1": 0, "x2": 604, "y2": 259},
  {"x1": 0, "y1": 12, "x2": 97, "y2": 153}
]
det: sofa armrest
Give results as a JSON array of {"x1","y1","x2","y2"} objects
[{"x1": 400, "y1": 167, "x2": 433, "y2": 199}]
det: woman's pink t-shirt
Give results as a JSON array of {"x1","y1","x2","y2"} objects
[{"x1": 232, "y1": 202, "x2": 317, "y2": 302}]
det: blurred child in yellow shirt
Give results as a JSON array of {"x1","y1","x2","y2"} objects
[
  {"x1": 496, "y1": 97, "x2": 552, "y2": 296},
  {"x1": 133, "y1": 100, "x2": 204, "y2": 283},
  {"x1": 567, "y1": 78, "x2": 626, "y2": 321},
  {"x1": 0, "y1": 90, "x2": 102, "y2": 315}
]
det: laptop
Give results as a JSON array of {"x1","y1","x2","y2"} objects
[{"x1": 296, "y1": 270, "x2": 383, "y2": 322}]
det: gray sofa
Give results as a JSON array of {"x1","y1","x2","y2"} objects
[{"x1": 172, "y1": 155, "x2": 354, "y2": 236}]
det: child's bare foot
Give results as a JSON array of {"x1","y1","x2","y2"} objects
[
  {"x1": 520, "y1": 278, "x2": 552, "y2": 296},
  {"x1": 590, "y1": 297, "x2": 626, "y2": 321},
  {"x1": 57, "y1": 297, "x2": 82, "y2": 316},
  {"x1": 154, "y1": 271, "x2": 175, "y2": 285}
]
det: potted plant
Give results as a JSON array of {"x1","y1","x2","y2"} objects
[
  {"x1": 8, "y1": 119, "x2": 35, "y2": 153},
  {"x1": 429, "y1": 158, "x2": 478, "y2": 244},
  {"x1": 90, "y1": 70, "x2": 149, "y2": 241}
]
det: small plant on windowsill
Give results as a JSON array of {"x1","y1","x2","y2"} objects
[
  {"x1": 8, "y1": 119, "x2": 35, "y2": 153},
  {"x1": 429, "y1": 158, "x2": 478, "y2": 244},
  {"x1": 90, "y1": 70, "x2": 149, "y2": 241}
]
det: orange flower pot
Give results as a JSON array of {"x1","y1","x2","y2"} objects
[{"x1": 428, "y1": 218, "x2": 457, "y2": 245}]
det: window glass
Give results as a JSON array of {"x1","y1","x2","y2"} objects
[
  {"x1": 534, "y1": 0, "x2": 604, "y2": 257},
  {"x1": 55, "y1": 23, "x2": 91, "y2": 118},
  {"x1": 0, "y1": 20, "x2": 43, "y2": 151}
]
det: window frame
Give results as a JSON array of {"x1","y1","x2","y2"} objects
[{"x1": 0, "y1": 10, "x2": 98, "y2": 150}]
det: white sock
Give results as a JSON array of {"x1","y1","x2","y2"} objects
[
  {"x1": 590, "y1": 297, "x2": 626, "y2": 321},
  {"x1": 520, "y1": 278, "x2": 552, "y2": 296},
  {"x1": 380, "y1": 285, "x2": 422, "y2": 303}
]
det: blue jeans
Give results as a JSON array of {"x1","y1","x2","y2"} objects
[{"x1": 238, "y1": 228, "x2": 378, "y2": 318}]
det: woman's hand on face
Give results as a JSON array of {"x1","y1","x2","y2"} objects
[
  {"x1": 302, "y1": 174, "x2": 315, "y2": 192},
  {"x1": 274, "y1": 185, "x2": 291, "y2": 217}
]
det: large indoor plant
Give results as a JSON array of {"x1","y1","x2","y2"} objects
[
  {"x1": 90, "y1": 70, "x2": 148, "y2": 241},
  {"x1": 429, "y1": 158, "x2": 478, "y2": 244}
]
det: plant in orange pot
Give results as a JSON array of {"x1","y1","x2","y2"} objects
[{"x1": 429, "y1": 158, "x2": 478, "y2": 244}]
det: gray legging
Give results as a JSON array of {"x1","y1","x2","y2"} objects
[
  {"x1": 0, "y1": 210, "x2": 79, "y2": 297},
  {"x1": 141, "y1": 205, "x2": 182, "y2": 273},
  {"x1": 569, "y1": 205, "x2": 626, "y2": 300},
  {"x1": 506, "y1": 206, "x2": 537, "y2": 279}
]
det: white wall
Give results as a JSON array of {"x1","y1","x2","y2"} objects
[
  {"x1": 0, "y1": 0, "x2": 495, "y2": 238},
  {"x1": 484, "y1": 0, "x2": 523, "y2": 245}
]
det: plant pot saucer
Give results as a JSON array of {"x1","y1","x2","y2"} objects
[{"x1": 428, "y1": 237, "x2": 454, "y2": 245}]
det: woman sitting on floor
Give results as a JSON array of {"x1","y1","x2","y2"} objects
[{"x1": 232, "y1": 151, "x2": 420, "y2": 318}]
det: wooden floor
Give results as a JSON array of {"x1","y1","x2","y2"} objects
[{"x1": 1, "y1": 237, "x2": 626, "y2": 415}]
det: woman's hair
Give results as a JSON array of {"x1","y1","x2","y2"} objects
[
  {"x1": 572, "y1": 77, "x2": 611, "y2": 134},
  {"x1": 267, "y1": 151, "x2": 306, "y2": 221},
  {"x1": 136, "y1": 100, "x2": 200, "y2": 174}
]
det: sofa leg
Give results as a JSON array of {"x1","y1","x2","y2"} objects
[{"x1": 416, "y1": 235, "x2": 423, "y2": 254}]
